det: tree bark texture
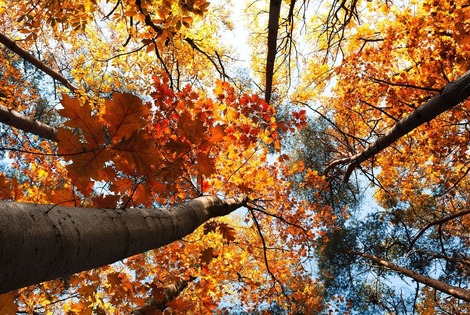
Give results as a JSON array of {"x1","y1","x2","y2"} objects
[
  {"x1": 0, "y1": 196, "x2": 246, "y2": 293},
  {"x1": 326, "y1": 70, "x2": 470, "y2": 181},
  {"x1": 353, "y1": 251, "x2": 470, "y2": 302}
]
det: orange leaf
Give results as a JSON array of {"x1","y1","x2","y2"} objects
[
  {"x1": 50, "y1": 186, "x2": 78, "y2": 206},
  {"x1": 166, "y1": 297, "x2": 192, "y2": 312},
  {"x1": 177, "y1": 111, "x2": 207, "y2": 145},
  {"x1": 112, "y1": 130, "x2": 160, "y2": 173},
  {"x1": 59, "y1": 95, "x2": 104, "y2": 146},
  {"x1": 196, "y1": 154, "x2": 216, "y2": 176},
  {"x1": 207, "y1": 125, "x2": 226, "y2": 144},
  {"x1": 78, "y1": 285, "x2": 96, "y2": 298},
  {"x1": 57, "y1": 129, "x2": 111, "y2": 194},
  {"x1": 0, "y1": 292, "x2": 17, "y2": 315},
  {"x1": 92, "y1": 194, "x2": 120, "y2": 208},
  {"x1": 103, "y1": 93, "x2": 150, "y2": 142},
  {"x1": 0, "y1": 174, "x2": 19, "y2": 200}
]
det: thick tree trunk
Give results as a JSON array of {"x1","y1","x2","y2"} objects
[
  {"x1": 352, "y1": 251, "x2": 470, "y2": 302},
  {"x1": 0, "y1": 196, "x2": 246, "y2": 293}
]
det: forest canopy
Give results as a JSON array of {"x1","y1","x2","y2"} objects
[{"x1": 0, "y1": 0, "x2": 469, "y2": 314}]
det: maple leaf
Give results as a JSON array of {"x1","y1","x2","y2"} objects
[
  {"x1": 177, "y1": 111, "x2": 207, "y2": 145},
  {"x1": 106, "y1": 272, "x2": 122, "y2": 290},
  {"x1": 207, "y1": 125, "x2": 226, "y2": 144},
  {"x1": 112, "y1": 130, "x2": 160, "y2": 173},
  {"x1": 0, "y1": 175, "x2": 19, "y2": 200},
  {"x1": 196, "y1": 154, "x2": 216, "y2": 176},
  {"x1": 200, "y1": 247, "x2": 218, "y2": 264},
  {"x1": 166, "y1": 297, "x2": 192, "y2": 312},
  {"x1": 204, "y1": 222, "x2": 236, "y2": 242},
  {"x1": 103, "y1": 93, "x2": 150, "y2": 142},
  {"x1": 59, "y1": 95, "x2": 105, "y2": 146},
  {"x1": 78, "y1": 285, "x2": 96, "y2": 298},
  {"x1": 50, "y1": 186, "x2": 78, "y2": 206},
  {"x1": 92, "y1": 194, "x2": 120, "y2": 208},
  {"x1": 58, "y1": 128, "x2": 111, "y2": 194}
]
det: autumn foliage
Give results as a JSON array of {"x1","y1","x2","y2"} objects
[{"x1": 1, "y1": 0, "x2": 470, "y2": 313}]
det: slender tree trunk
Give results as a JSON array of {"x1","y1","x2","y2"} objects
[
  {"x1": 265, "y1": 0, "x2": 282, "y2": 104},
  {"x1": 326, "y1": 70, "x2": 470, "y2": 181},
  {"x1": 0, "y1": 196, "x2": 246, "y2": 293},
  {"x1": 352, "y1": 251, "x2": 470, "y2": 302}
]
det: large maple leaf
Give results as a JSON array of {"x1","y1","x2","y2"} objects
[
  {"x1": 59, "y1": 95, "x2": 105, "y2": 146},
  {"x1": 102, "y1": 93, "x2": 150, "y2": 142}
]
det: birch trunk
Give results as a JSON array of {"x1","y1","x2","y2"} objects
[{"x1": 0, "y1": 196, "x2": 246, "y2": 293}]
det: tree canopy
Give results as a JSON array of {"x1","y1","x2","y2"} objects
[{"x1": 0, "y1": 0, "x2": 470, "y2": 313}]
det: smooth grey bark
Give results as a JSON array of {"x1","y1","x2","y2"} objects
[
  {"x1": 325, "y1": 70, "x2": 470, "y2": 181},
  {"x1": 352, "y1": 251, "x2": 470, "y2": 302},
  {"x1": 0, "y1": 195, "x2": 247, "y2": 293}
]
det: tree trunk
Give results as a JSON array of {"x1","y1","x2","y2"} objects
[
  {"x1": 265, "y1": 0, "x2": 282, "y2": 104},
  {"x1": 0, "y1": 196, "x2": 246, "y2": 293},
  {"x1": 352, "y1": 251, "x2": 470, "y2": 302}
]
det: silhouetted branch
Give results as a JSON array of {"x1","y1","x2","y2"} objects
[{"x1": 0, "y1": 33, "x2": 78, "y2": 92}]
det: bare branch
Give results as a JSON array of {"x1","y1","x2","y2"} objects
[
  {"x1": 0, "y1": 33, "x2": 78, "y2": 92},
  {"x1": 407, "y1": 209, "x2": 470, "y2": 252},
  {"x1": 352, "y1": 251, "x2": 470, "y2": 302}
]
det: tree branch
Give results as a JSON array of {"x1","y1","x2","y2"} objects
[
  {"x1": 325, "y1": 70, "x2": 470, "y2": 181},
  {"x1": 0, "y1": 104, "x2": 58, "y2": 141},
  {"x1": 0, "y1": 196, "x2": 246, "y2": 293},
  {"x1": 352, "y1": 251, "x2": 470, "y2": 302},
  {"x1": 0, "y1": 33, "x2": 78, "y2": 92},
  {"x1": 407, "y1": 209, "x2": 470, "y2": 252}
]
